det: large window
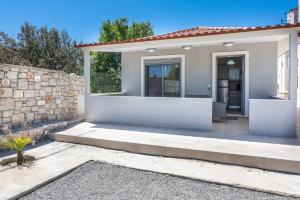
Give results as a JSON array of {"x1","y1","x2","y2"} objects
[{"x1": 145, "y1": 63, "x2": 181, "y2": 97}]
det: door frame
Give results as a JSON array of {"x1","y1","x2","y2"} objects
[
  {"x1": 212, "y1": 51, "x2": 249, "y2": 116},
  {"x1": 141, "y1": 54, "x2": 185, "y2": 97}
]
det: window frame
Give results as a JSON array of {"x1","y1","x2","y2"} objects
[{"x1": 141, "y1": 54, "x2": 185, "y2": 97}]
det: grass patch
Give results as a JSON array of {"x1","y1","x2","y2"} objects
[{"x1": 0, "y1": 155, "x2": 35, "y2": 166}]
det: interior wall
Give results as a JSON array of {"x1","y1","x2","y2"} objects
[{"x1": 121, "y1": 41, "x2": 278, "y2": 99}]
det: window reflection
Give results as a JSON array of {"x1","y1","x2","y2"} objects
[{"x1": 145, "y1": 63, "x2": 180, "y2": 97}]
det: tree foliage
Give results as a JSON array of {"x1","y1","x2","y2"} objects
[
  {"x1": 0, "y1": 22, "x2": 82, "y2": 74},
  {"x1": 0, "y1": 19, "x2": 154, "y2": 89},
  {"x1": 91, "y1": 18, "x2": 153, "y2": 93},
  {"x1": 0, "y1": 32, "x2": 20, "y2": 64}
]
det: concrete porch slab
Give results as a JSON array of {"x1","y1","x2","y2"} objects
[{"x1": 51, "y1": 122, "x2": 300, "y2": 174}]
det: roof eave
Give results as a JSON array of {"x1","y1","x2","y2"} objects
[{"x1": 76, "y1": 24, "x2": 300, "y2": 51}]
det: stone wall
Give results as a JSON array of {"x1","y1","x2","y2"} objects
[{"x1": 0, "y1": 64, "x2": 84, "y2": 129}]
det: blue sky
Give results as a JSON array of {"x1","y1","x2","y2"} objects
[{"x1": 0, "y1": 0, "x2": 297, "y2": 43}]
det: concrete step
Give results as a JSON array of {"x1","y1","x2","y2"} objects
[{"x1": 51, "y1": 122, "x2": 300, "y2": 174}]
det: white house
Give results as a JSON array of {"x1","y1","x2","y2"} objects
[{"x1": 76, "y1": 23, "x2": 300, "y2": 138}]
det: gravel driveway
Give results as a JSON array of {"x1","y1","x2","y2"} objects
[{"x1": 20, "y1": 161, "x2": 298, "y2": 200}]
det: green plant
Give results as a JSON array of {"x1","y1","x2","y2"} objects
[{"x1": 0, "y1": 128, "x2": 34, "y2": 165}]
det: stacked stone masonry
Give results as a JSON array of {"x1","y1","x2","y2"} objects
[{"x1": 0, "y1": 64, "x2": 84, "y2": 129}]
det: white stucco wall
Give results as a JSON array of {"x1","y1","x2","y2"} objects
[
  {"x1": 277, "y1": 37, "x2": 289, "y2": 56},
  {"x1": 85, "y1": 95, "x2": 212, "y2": 131},
  {"x1": 249, "y1": 99, "x2": 296, "y2": 137},
  {"x1": 77, "y1": 94, "x2": 85, "y2": 117},
  {"x1": 121, "y1": 42, "x2": 278, "y2": 99}
]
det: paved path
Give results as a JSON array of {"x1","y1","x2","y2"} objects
[
  {"x1": 1, "y1": 142, "x2": 300, "y2": 199},
  {"x1": 19, "y1": 161, "x2": 297, "y2": 200}
]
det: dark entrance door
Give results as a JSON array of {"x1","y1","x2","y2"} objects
[
  {"x1": 228, "y1": 65, "x2": 242, "y2": 111},
  {"x1": 217, "y1": 56, "x2": 243, "y2": 114}
]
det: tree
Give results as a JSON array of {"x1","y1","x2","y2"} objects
[
  {"x1": 0, "y1": 22, "x2": 83, "y2": 74},
  {"x1": 18, "y1": 22, "x2": 41, "y2": 67},
  {"x1": 91, "y1": 18, "x2": 154, "y2": 93},
  {"x1": 18, "y1": 22, "x2": 83, "y2": 73},
  {"x1": 0, "y1": 32, "x2": 21, "y2": 64},
  {"x1": 128, "y1": 21, "x2": 153, "y2": 39}
]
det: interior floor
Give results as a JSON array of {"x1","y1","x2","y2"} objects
[{"x1": 226, "y1": 109, "x2": 243, "y2": 116}]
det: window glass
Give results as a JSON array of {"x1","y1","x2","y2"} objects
[
  {"x1": 146, "y1": 65, "x2": 162, "y2": 97},
  {"x1": 145, "y1": 63, "x2": 180, "y2": 97},
  {"x1": 163, "y1": 64, "x2": 180, "y2": 97}
]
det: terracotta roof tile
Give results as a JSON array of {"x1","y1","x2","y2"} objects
[{"x1": 75, "y1": 23, "x2": 300, "y2": 48}]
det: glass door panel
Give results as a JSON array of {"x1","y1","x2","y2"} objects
[
  {"x1": 163, "y1": 64, "x2": 180, "y2": 97},
  {"x1": 146, "y1": 65, "x2": 162, "y2": 97},
  {"x1": 145, "y1": 63, "x2": 180, "y2": 97},
  {"x1": 229, "y1": 66, "x2": 241, "y2": 80},
  {"x1": 228, "y1": 65, "x2": 242, "y2": 109}
]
